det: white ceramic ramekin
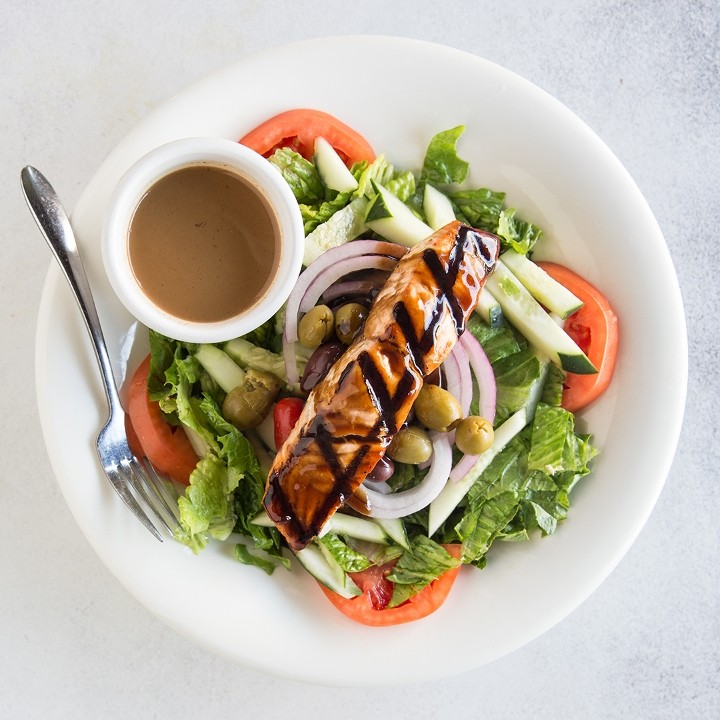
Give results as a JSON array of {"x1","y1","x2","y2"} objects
[{"x1": 101, "y1": 137, "x2": 304, "y2": 343}]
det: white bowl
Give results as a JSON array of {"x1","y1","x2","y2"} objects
[
  {"x1": 101, "y1": 137, "x2": 304, "y2": 343},
  {"x1": 36, "y1": 37, "x2": 687, "y2": 686}
]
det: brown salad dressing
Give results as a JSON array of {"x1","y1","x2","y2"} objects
[{"x1": 128, "y1": 164, "x2": 280, "y2": 323}]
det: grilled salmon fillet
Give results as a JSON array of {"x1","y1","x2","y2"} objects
[{"x1": 264, "y1": 221, "x2": 499, "y2": 550}]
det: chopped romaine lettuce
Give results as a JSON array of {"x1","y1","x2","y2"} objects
[
  {"x1": 450, "y1": 188, "x2": 506, "y2": 231},
  {"x1": 176, "y1": 453, "x2": 239, "y2": 552},
  {"x1": 387, "y1": 536, "x2": 460, "y2": 607},
  {"x1": 319, "y1": 534, "x2": 373, "y2": 573},
  {"x1": 386, "y1": 169, "x2": 416, "y2": 203},
  {"x1": 540, "y1": 362, "x2": 566, "y2": 407},
  {"x1": 466, "y1": 313, "x2": 523, "y2": 363},
  {"x1": 497, "y1": 207, "x2": 543, "y2": 255},
  {"x1": 528, "y1": 404, "x2": 598, "y2": 475},
  {"x1": 234, "y1": 543, "x2": 283, "y2": 575},
  {"x1": 268, "y1": 147, "x2": 325, "y2": 205},
  {"x1": 428, "y1": 322, "x2": 597, "y2": 569},
  {"x1": 492, "y1": 347, "x2": 545, "y2": 421},
  {"x1": 147, "y1": 332, "x2": 281, "y2": 561},
  {"x1": 355, "y1": 155, "x2": 395, "y2": 197},
  {"x1": 420, "y1": 125, "x2": 469, "y2": 186}
]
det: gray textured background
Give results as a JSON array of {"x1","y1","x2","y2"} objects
[{"x1": 2, "y1": 1, "x2": 718, "y2": 718}]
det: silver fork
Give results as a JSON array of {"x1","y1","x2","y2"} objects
[{"x1": 22, "y1": 165, "x2": 180, "y2": 541}]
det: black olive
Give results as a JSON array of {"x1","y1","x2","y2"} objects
[{"x1": 300, "y1": 341, "x2": 346, "y2": 393}]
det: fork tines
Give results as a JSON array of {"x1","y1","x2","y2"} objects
[{"x1": 111, "y1": 458, "x2": 181, "y2": 541}]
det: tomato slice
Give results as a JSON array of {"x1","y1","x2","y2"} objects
[
  {"x1": 537, "y1": 262, "x2": 619, "y2": 413},
  {"x1": 273, "y1": 397, "x2": 305, "y2": 449},
  {"x1": 239, "y1": 108, "x2": 376, "y2": 167},
  {"x1": 126, "y1": 355, "x2": 199, "y2": 485},
  {"x1": 318, "y1": 544, "x2": 462, "y2": 626}
]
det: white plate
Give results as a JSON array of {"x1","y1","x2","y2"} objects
[{"x1": 35, "y1": 36, "x2": 687, "y2": 686}]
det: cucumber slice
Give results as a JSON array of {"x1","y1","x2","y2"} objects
[
  {"x1": 500, "y1": 250, "x2": 583, "y2": 318},
  {"x1": 428, "y1": 408, "x2": 530, "y2": 535},
  {"x1": 314, "y1": 136, "x2": 359, "y2": 193},
  {"x1": 250, "y1": 511, "x2": 274, "y2": 527},
  {"x1": 224, "y1": 337, "x2": 286, "y2": 381},
  {"x1": 183, "y1": 425, "x2": 210, "y2": 458},
  {"x1": 254, "y1": 407, "x2": 277, "y2": 452},
  {"x1": 365, "y1": 181, "x2": 434, "y2": 247},
  {"x1": 303, "y1": 196, "x2": 369, "y2": 266},
  {"x1": 374, "y1": 517, "x2": 410, "y2": 549},
  {"x1": 475, "y1": 287, "x2": 503, "y2": 327},
  {"x1": 251, "y1": 515, "x2": 366, "y2": 596},
  {"x1": 320, "y1": 513, "x2": 390, "y2": 544},
  {"x1": 423, "y1": 184, "x2": 455, "y2": 230},
  {"x1": 485, "y1": 261, "x2": 597, "y2": 374},
  {"x1": 195, "y1": 344, "x2": 246, "y2": 393},
  {"x1": 252, "y1": 510, "x2": 394, "y2": 547},
  {"x1": 296, "y1": 543, "x2": 361, "y2": 598}
]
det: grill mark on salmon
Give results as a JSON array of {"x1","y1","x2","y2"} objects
[{"x1": 264, "y1": 221, "x2": 499, "y2": 550}]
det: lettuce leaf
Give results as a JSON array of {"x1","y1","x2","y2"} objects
[
  {"x1": 173, "y1": 399, "x2": 267, "y2": 553},
  {"x1": 450, "y1": 188, "x2": 506, "y2": 231},
  {"x1": 268, "y1": 147, "x2": 324, "y2": 205},
  {"x1": 387, "y1": 536, "x2": 460, "y2": 607},
  {"x1": 355, "y1": 155, "x2": 395, "y2": 197},
  {"x1": 146, "y1": 333, "x2": 280, "y2": 558},
  {"x1": 540, "y1": 362, "x2": 566, "y2": 407},
  {"x1": 386, "y1": 169, "x2": 416, "y2": 203},
  {"x1": 454, "y1": 437, "x2": 529, "y2": 561},
  {"x1": 420, "y1": 125, "x2": 469, "y2": 185},
  {"x1": 497, "y1": 207, "x2": 543, "y2": 255},
  {"x1": 318, "y1": 534, "x2": 372, "y2": 573},
  {"x1": 234, "y1": 543, "x2": 282, "y2": 575},
  {"x1": 176, "y1": 453, "x2": 239, "y2": 552},
  {"x1": 492, "y1": 347, "x2": 545, "y2": 422},
  {"x1": 528, "y1": 404, "x2": 598, "y2": 475},
  {"x1": 466, "y1": 313, "x2": 524, "y2": 362}
]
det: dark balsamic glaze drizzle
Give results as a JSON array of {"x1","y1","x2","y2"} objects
[
  {"x1": 267, "y1": 224, "x2": 497, "y2": 547},
  {"x1": 423, "y1": 246, "x2": 465, "y2": 333},
  {"x1": 392, "y1": 301, "x2": 426, "y2": 374},
  {"x1": 392, "y1": 226, "x2": 470, "y2": 374},
  {"x1": 358, "y1": 351, "x2": 398, "y2": 435}
]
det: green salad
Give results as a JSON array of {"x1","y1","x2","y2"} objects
[{"x1": 140, "y1": 122, "x2": 599, "y2": 617}]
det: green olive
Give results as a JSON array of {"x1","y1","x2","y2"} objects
[
  {"x1": 222, "y1": 368, "x2": 281, "y2": 430},
  {"x1": 334, "y1": 302, "x2": 368, "y2": 345},
  {"x1": 386, "y1": 426, "x2": 433, "y2": 465},
  {"x1": 454, "y1": 416, "x2": 494, "y2": 456},
  {"x1": 413, "y1": 384, "x2": 463, "y2": 432},
  {"x1": 298, "y1": 304, "x2": 335, "y2": 349}
]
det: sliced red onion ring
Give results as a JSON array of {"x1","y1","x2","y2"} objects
[
  {"x1": 437, "y1": 343, "x2": 473, "y2": 450},
  {"x1": 282, "y1": 240, "x2": 407, "y2": 382},
  {"x1": 360, "y1": 433, "x2": 453, "y2": 519},
  {"x1": 283, "y1": 338, "x2": 299, "y2": 387},
  {"x1": 444, "y1": 343, "x2": 473, "y2": 416},
  {"x1": 449, "y1": 451, "x2": 479, "y2": 483},
  {"x1": 441, "y1": 348, "x2": 461, "y2": 404},
  {"x1": 299, "y1": 255, "x2": 397, "y2": 314},
  {"x1": 286, "y1": 239, "x2": 405, "y2": 337},
  {"x1": 448, "y1": 332, "x2": 497, "y2": 482},
  {"x1": 362, "y1": 479, "x2": 391, "y2": 494},
  {"x1": 459, "y1": 331, "x2": 496, "y2": 423},
  {"x1": 320, "y1": 269, "x2": 390, "y2": 305}
]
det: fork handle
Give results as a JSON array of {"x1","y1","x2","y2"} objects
[{"x1": 22, "y1": 166, "x2": 123, "y2": 416}]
